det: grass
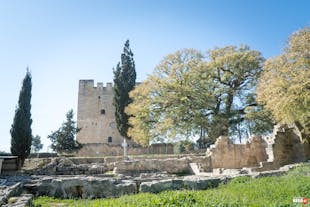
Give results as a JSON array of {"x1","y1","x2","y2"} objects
[{"x1": 32, "y1": 164, "x2": 310, "y2": 207}]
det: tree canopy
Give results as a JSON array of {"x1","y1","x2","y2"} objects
[
  {"x1": 31, "y1": 135, "x2": 43, "y2": 153},
  {"x1": 257, "y1": 27, "x2": 310, "y2": 142},
  {"x1": 113, "y1": 40, "x2": 136, "y2": 139},
  {"x1": 126, "y1": 47, "x2": 273, "y2": 146},
  {"x1": 10, "y1": 70, "x2": 33, "y2": 166},
  {"x1": 48, "y1": 110, "x2": 81, "y2": 153}
]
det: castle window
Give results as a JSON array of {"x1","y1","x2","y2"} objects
[
  {"x1": 98, "y1": 96, "x2": 101, "y2": 99},
  {"x1": 100, "y1": 109, "x2": 105, "y2": 115},
  {"x1": 108, "y1": 136, "x2": 112, "y2": 143}
]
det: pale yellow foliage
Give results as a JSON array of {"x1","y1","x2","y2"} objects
[
  {"x1": 126, "y1": 80, "x2": 153, "y2": 146},
  {"x1": 257, "y1": 27, "x2": 310, "y2": 132}
]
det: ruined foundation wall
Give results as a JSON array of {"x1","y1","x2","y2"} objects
[
  {"x1": 206, "y1": 124, "x2": 310, "y2": 170},
  {"x1": 207, "y1": 136, "x2": 268, "y2": 169},
  {"x1": 114, "y1": 156, "x2": 212, "y2": 176},
  {"x1": 271, "y1": 124, "x2": 310, "y2": 166},
  {"x1": 77, "y1": 143, "x2": 174, "y2": 157}
]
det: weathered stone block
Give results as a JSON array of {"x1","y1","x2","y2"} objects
[{"x1": 35, "y1": 176, "x2": 137, "y2": 199}]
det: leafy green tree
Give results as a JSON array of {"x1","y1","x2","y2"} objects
[
  {"x1": 48, "y1": 110, "x2": 81, "y2": 153},
  {"x1": 113, "y1": 40, "x2": 136, "y2": 139},
  {"x1": 257, "y1": 27, "x2": 310, "y2": 143},
  {"x1": 31, "y1": 135, "x2": 43, "y2": 153},
  {"x1": 127, "y1": 47, "x2": 273, "y2": 146},
  {"x1": 10, "y1": 70, "x2": 33, "y2": 167},
  {"x1": 126, "y1": 49, "x2": 206, "y2": 145},
  {"x1": 204, "y1": 46, "x2": 274, "y2": 142}
]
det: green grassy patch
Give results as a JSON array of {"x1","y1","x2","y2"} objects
[{"x1": 33, "y1": 164, "x2": 310, "y2": 207}]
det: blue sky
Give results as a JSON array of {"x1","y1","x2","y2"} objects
[{"x1": 0, "y1": 0, "x2": 309, "y2": 152}]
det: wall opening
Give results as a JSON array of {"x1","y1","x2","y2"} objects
[
  {"x1": 108, "y1": 136, "x2": 112, "y2": 143},
  {"x1": 100, "y1": 109, "x2": 105, "y2": 115}
]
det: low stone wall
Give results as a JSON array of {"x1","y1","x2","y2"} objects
[
  {"x1": 23, "y1": 158, "x2": 108, "y2": 175},
  {"x1": 23, "y1": 155, "x2": 210, "y2": 176},
  {"x1": 77, "y1": 143, "x2": 174, "y2": 157},
  {"x1": 114, "y1": 156, "x2": 212, "y2": 176}
]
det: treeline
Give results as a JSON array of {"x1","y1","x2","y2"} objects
[{"x1": 125, "y1": 27, "x2": 309, "y2": 147}]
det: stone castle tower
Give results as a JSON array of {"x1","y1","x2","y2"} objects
[{"x1": 77, "y1": 80, "x2": 123, "y2": 145}]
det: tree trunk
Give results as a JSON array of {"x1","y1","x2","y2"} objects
[
  {"x1": 17, "y1": 157, "x2": 24, "y2": 170},
  {"x1": 222, "y1": 91, "x2": 234, "y2": 136}
]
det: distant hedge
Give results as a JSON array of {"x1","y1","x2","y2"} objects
[{"x1": 28, "y1": 153, "x2": 58, "y2": 158}]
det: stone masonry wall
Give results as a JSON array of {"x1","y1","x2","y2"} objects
[
  {"x1": 77, "y1": 80, "x2": 123, "y2": 145},
  {"x1": 207, "y1": 136, "x2": 268, "y2": 169},
  {"x1": 114, "y1": 156, "x2": 211, "y2": 176},
  {"x1": 206, "y1": 124, "x2": 310, "y2": 170},
  {"x1": 77, "y1": 143, "x2": 174, "y2": 156},
  {"x1": 270, "y1": 124, "x2": 310, "y2": 166}
]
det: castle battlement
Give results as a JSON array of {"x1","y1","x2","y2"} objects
[{"x1": 79, "y1": 80, "x2": 113, "y2": 92}]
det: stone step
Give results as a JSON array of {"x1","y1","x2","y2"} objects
[{"x1": 189, "y1": 163, "x2": 201, "y2": 175}]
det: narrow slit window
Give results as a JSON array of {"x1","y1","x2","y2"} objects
[{"x1": 108, "y1": 136, "x2": 112, "y2": 143}]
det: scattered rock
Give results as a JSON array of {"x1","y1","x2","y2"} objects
[
  {"x1": 2, "y1": 194, "x2": 33, "y2": 207},
  {"x1": 0, "y1": 183, "x2": 22, "y2": 206}
]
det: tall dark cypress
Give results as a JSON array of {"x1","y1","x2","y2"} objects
[
  {"x1": 113, "y1": 40, "x2": 137, "y2": 139},
  {"x1": 10, "y1": 69, "x2": 32, "y2": 167}
]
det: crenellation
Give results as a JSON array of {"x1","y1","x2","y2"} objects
[
  {"x1": 106, "y1": 82, "x2": 113, "y2": 90},
  {"x1": 97, "y1": 82, "x2": 103, "y2": 89},
  {"x1": 79, "y1": 80, "x2": 94, "y2": 90}
]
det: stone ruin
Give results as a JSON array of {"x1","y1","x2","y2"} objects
[
  {"x1": 0, "y1": 124, "x2": 309, "y2": 206},
  {"x1": 114, "y1": 124, "x2": 309, "y2": 175},
  {"x1": 205, "y1": 124, "x2": 309, "y2": 173},
  {"x1": 206, "y1": 135, "x2": 268, "y2": 169}
]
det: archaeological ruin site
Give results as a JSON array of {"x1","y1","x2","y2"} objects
[
  {"x1": 1, "y1": 0, "x2": 309, "y2": 206},
  {"x1": 0, "y1": 117, "x2": 309, "y2": 206}
]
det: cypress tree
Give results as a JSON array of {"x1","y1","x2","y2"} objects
[
  {"x1": 10, "y1": 69, "x2": 32, "y2": 167},
  {"x1": 113, "y1": 40, "x2": 137, "y2": 139}
]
